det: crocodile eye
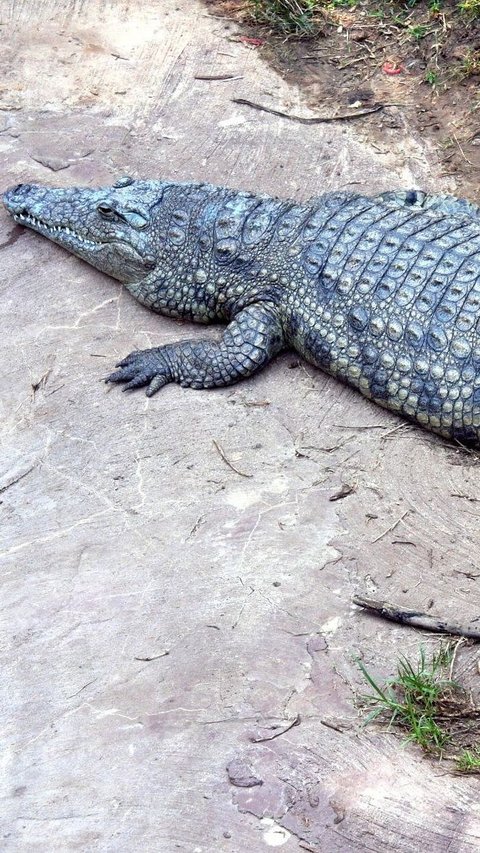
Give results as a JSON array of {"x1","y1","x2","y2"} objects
[
  {"x1": 114, "y1": 176, "x2": 134, "y2": 188},
  {"x1": 97, "y1": 203, "x2": 115, "y2": 219}
]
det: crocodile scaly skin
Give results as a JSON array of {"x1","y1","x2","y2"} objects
[{"x1": 4, "y1": 179, "x2": 480, "y2": 443}]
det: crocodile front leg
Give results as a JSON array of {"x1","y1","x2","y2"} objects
[{"x1": 106, "y1": 302, "x2": 284, "y2": 396}]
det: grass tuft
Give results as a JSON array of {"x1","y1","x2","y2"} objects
[
  {"x1": 248, "y1": 0, "x2": 318, "y2": 34},
  {"x1": 248, "y1": 0, "x2": 324, "y2": 35},
  {"x1": 358, "y1": 646, "x2": 453, "y2": 753},
  {"x1": 407, "y1": 22, "x2": 430, "y2": 38},
  {"x1": 458, "y1": 0, "x2": 480, "y2": 16},
  {"x1": 456, "y1": 747, "x2": 480, "y2": 771},
  {"x1": 247, "y1": 0, "x2": 480, "y2": 67},
  {"x1": 459, "y1": 48, "x2": 480, "y2": 77},
  {"x1": 358, "y1": 644, "x2": 480, "y2": 771}
]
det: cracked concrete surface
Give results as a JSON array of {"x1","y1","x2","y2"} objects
[{"x1": 2, "y1": 1, "x2": 480, "y2": 851}]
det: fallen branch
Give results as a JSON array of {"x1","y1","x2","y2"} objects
[
  {"x1": 0, "y1": 464, "x2": 36, "y2": 494},
  {"x1": 371, "y1": 509, "x2": 409, "y2": 544},
  {"x1": 452, "y1": 132, "x2": 480, "y2": 169},
  {"x1": 212, "y1": 438, "x2": 252, "y2": 478},
  {"x1": 250, "y1": 714, "x2": 301, "y2": 743},
  {"x1": 232, "y1": 97, "x2": 384, "y2": 124},
  {"x1": 353, "y1": 594, "x2": 480, "y2": 641},
  {"x1": 134, "y1": 650, "x2": 169, "y2": 661},
  {"x1": 194, "y1": 74, "x2": 244, "y2": 81}
]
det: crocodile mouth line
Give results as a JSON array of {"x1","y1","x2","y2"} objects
[
  {"x1": 14, "y1": 210, "x2": 100, "y2": 247},
  {"x1": 13, "y1": 208, "x2": 150, "y2": 266}
]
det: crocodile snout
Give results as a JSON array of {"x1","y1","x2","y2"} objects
[{"x1": 2, "y1": 182, "x2": 33, "y2": 214}]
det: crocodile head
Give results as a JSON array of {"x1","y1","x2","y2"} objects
[{"x1": 2, "y1": 177, "x2": 164, "y2": 284}]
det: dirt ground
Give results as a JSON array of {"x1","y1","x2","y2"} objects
[
  {"x1": 2, "y1": 1, "x2": 480, "y2": 851},
  {"x1": 205, "y1": 0, "x2": 480, "y2": 201}
]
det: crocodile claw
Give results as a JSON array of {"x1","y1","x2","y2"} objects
[{"x1": 105, "y1": 348, "x2": 170, "y2": 396}]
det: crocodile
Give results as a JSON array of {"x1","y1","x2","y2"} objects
[{"x1": 3, "y1": 177, "x2": 480, "y2": 445}]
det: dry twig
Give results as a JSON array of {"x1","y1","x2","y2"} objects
[
  {"x1": 232, "y1": 97, "x2": 384, "y2": 124},
  {"x1": 250, "y1": 714, "x2": 301, "y2": 742},
  {"x1": 353, "y1": 594, "x2": 480, "y2": 640},
  {"x1": 212, "y1": 439, "x2": 252, "y2": 478}
]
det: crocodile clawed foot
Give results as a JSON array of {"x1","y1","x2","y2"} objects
[{"x1": 105, "y1": 348, "x2": 170, "y2": 396}]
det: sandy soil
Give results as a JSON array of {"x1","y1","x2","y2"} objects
[{"x1": 2, "y1": 1, "x2": 480, "y2": 851}]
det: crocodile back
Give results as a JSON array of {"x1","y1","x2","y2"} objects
[{"x1": 289, "y1": 197, "x2": 480, "y2": 443}]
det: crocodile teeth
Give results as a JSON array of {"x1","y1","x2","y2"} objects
[
  {"x1": 14, "y1": 211, "x2": 102, "y2": 249},
  {"x1": 17, "y1": 213, "x2": 76, "y2": 238}
]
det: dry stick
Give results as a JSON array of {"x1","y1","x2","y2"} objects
[
  {"x1": 448, "y1": 637, "x2": 466, "y2": 681},
  {"x1": 352, "y1": 594, "x2": 480, "y2": 641},
  {"x1": 134, "y1": 650, "x2": 170, "y2": 661},
  {"x1": 452, "y1": 132, "x2": 480, "y2": 169},
  {"x1": 334, "y1": 423, "x2": 387, "y2": 430},
  {"x1": 371, "y1": 509, "x2": 409, "y2": 544},
  {"x1": 212, "y1": 439, "x2": 252, "y2": 478},
  {"x1": 194, "y1": 74, "x2": 244, "y2": 81},
  {"x1": 338, "y1": 57, "x2": 365, "y2": 70},
  {"x1": 232, "y1": 97, "x2": 384, "y2": 124},
  {"x1": 250, "y1": 714, "x2": 301, "y2": 743},
  {"x1": 380, "y1": 423, "x2": 410, "y2": 441},
  {"x1": 451, "y1": 492, "x2": 480, "y2": 503},
  {"x1": 0, "y1": 465, "x2": 36, "y2": 494}
]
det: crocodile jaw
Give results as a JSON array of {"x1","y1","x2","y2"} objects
[
  {"x1": 8, "y1": 206, "x2": 106, "y2": 253},
  {"x1": 2, "y1": 183, "x2": 154, "y2": 283}
]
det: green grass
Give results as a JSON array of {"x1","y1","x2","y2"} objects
[
  {"x1": 359, "y1": 646, "x2": 480, "y2": 772},
  {"x1": 248, "y1": 0, "x2": 480, "y2": 47},
  {"x1": 459, "y1": 48, "x2": 480, "y2": 77},
  {"x1": 358, "y1": 646, "x2": 453, "y2": 753},
  {"x1": 327, "y1": 0, "x2": 358, "y2": 7},
  {"x1": 457, "y1": 0, "x2": 480, "y2": 15},
  {"x1": 244, "y1": 0, "x2": 480, "y2": 104},
  {"x1": 248, "y1": 0, "x2": 324, "y2": 35},
  {"x1": 408, "y1": 22, "x2": 430, "y2": 37},
  {"x1": 456, "y1": 748, "x2": 480, "y2": 771}
]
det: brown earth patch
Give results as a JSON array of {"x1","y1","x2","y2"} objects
[{"x1": 203, "y1": 0, "x2": 480, "y2": 201}]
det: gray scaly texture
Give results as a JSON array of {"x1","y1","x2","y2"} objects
[{"x1": 3, "y1": 177, "x2": 480, "y2": 444}]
